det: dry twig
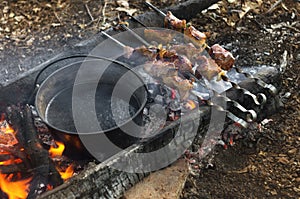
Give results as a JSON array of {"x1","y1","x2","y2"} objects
[
  {"x1": 266, "y1": 0, "x2": 283, "y2": 14},
  {"x1": 102, "y1": 1, "x2": 108, "y2": 25},
  {"x1": 85, "y1": 4, "x2": 95, "y2": 22}
]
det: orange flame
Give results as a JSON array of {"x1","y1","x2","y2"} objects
[
  {"x1": 48, "y1": 141, "x2": 74, "y2": 180},
  {"x1": 0, "y1": 123, "x2": 15, "y2": 135},
  {"x1": 58, "y1": 165, "x2": 74, "y2": 180},
  {"x1": 0, "y1": 158, "x2": 23, "y2": 166},
  {"x1": 185, "y1": 100, "x2": 197, "y2": 110},
  {"x1": 49, "y1": 141, "x2": 65, "y2": 158},
  {"x1": 0, "y1": 118, "x2": 32, "y2": 198},
  {"x1": 0, "y1": 173, "x2": 32, "y2": 199}
]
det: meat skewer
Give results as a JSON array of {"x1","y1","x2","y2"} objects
[
  {"x1": 101, "y1": 31, "x2": 256, "y2": 127},
  {"x1": 144, "y1": 1, "x2": 276, "y2": 97},
  {"x1": 142, "y1": 31, "x2": 265, "y2": 105},
  {"x1": 114, "y1": 25, "x2": 258, "y2": 122}
]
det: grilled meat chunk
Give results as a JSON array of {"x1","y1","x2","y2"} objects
[
  {"x1": 164, "y1": 11, "x2": 186, "y2": 31},
  {"x1": 194, "y1": 55, "x2": 222, "y2": 80},
  {"x1": 169, "y1": 43, "x2": 205, "y2": 59},
  {"x1": 184, "y1": 26, "x2": 207, "y2": 48},
  {"x1": 162, "y1": 75, "x2": 193, "y2": 100},
  {"x1": 143, "y1": 60, "x2": 178, "y2": 78},
  {"x1": 208, "y1": 44, "x2": 235, "y2": 70},
  {"x1": 173, "y1": 55, "x2": 194, "y2": 75}
]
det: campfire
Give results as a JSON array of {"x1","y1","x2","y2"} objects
[
  {"x1": 0, "y1": 117, "x2": 32, "y2": 199},
  {"x1": 0, "y1": 1, "x2": 282, "y2": 198},
  {"x1": 0, "y1": 106, "x2": 79, "y2": 198}
]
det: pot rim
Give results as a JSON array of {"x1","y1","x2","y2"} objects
[{"x1": 35, "y1": 56, "x2": 148, "y2": 135}]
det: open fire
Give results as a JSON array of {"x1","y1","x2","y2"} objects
[
  {"x1": 48, "y1": 141, "x2": 74, "y2": 181},
  {"x1": 0, "y1": 116, "x2": 32, "y2": 199},
  {"x1": 0, "y1": 112, "x2": 75, "y2": 198}
]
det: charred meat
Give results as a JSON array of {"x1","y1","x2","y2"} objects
[{"x1": 162, "y1": 76, "x2": 193, "y2": 100}]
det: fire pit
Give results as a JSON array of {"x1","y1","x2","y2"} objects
[{"x1": 0, "y1": 0, "x2": 283, "y2": 198}]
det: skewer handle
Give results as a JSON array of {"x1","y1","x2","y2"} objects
[
  {"x1": 221, "y1": 75, "x2": 267, "y2": 105},
  {"x1": 234, "y1": 67, "x2": 277, "y2": 96},
  {"x1": 197, "y1": 94, "x2": 250, "y2": 128}
]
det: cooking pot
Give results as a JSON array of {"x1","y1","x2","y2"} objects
[{"x1": 35, "y1": 57, "x2": 147, "y2": 159}]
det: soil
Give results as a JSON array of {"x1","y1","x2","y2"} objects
[
  {"x1": 1, "y1": 0, "x2": 299, "y2": 198},
  {"x1": 181, "y1": 1, "x2": 300, "y2": 198}
]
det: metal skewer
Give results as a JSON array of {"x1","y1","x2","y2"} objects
[
  {"x1": 127, "y1": 14, "x2": 149, "y2": 28},
  {"x1": 144, "y1": 1, "x2": 274, "y2": 105},
  {"x1": 101, "y1": 31, "x2": 253, "y2": 128},
  {"x1": 145, "y1": 1, "x2": 167, "y2": 18},
  {"x1": 101, "y1": 31, "x2": 126, "y2": 48},
  {"x1": 119, "y1": 24, "x2": 151, "y2": 46},
  {"x1": 233, "y1": 67, "x2": 277, "y2": 96}
]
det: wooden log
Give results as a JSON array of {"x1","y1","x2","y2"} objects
[{"x1": 6, "y1": 105, "x2": 63, "y2": 198}]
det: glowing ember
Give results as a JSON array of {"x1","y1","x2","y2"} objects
[
  {"x1": 58, "y1": 165, "x2": 74, "y2": 180},
  {"x1": 46, "y1": 184, "x2": 53, "y2": 191},
  {"x1": 49, "y1": 141, "x2": 65, "y2": 158},
  {"x1": 0, "y1": 118, "x2": 18, "y2": 146},
  {"x1": 0, "y1": 117, "x2": 32, "y2": 198},
  {"x1": 0, "y1": 158, "x2": 23, "y2": 166},
  {"x1": 184, "y1": 100, "x2": 197, "y2": 110}
]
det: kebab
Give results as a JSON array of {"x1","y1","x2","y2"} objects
[
  {"x1": 131, "y1": 33, "x2": 264, "y2": 107},
  {"x1": 102, "y1": 31, "x2": 194, "y2": 100},
  {"x1": 145, "y1": 1, "x2": 277, "y2": 96},
  {"x1": 117, "y1": 27, "x2": 257, "y2": 123},
  {"x1": 144, "y1": 4, "x2": 267, "y2": 105},
  {"x1": 101, "y1": 31, "x2": 257, "y2": 126}
]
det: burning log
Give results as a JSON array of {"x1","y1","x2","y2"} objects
[{"x1": 3, "y1": 105, "x2": 63, "y2": 198}]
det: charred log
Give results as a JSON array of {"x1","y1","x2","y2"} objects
[{"x1": 5, "y1": 105, "x2": 63, "y2": 198}]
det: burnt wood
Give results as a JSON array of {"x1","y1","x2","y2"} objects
[{"x1": 6, "y1": 105, "x2": 63, "y2": 198}]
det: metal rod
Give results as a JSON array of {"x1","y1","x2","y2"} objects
[
  {"x1": 145, "y1": 1, "x2": 166, "y2": 17},
  {"x1": 101, "y1": 31, "x2": 126, "y2": 48},
  {"x1": 119, "y1": 24, "x2": 151, "y2": 46},
  {"x1": 127, "y1": 14, "x2": 149, "y2": 28}
]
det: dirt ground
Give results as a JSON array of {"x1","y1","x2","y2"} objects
[
  {"x1": 181, "y1": 1, "x2": 300, "y2": 198},
  {"x1": 1, "y1": 0, "x2": 299, "y2": 198}
]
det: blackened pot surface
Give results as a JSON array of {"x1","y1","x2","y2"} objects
[{"x1": 35, "y1": 58, "x2": 147, "y2": 159}]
